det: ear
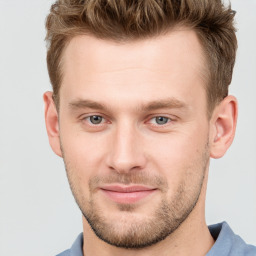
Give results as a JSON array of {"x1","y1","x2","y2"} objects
[
  {"x1": 43, "y1": 91, "x2": 62, "y2": 157},
  {"x1": 209, "y1": 95, "x2": 238, "y2": 159}
]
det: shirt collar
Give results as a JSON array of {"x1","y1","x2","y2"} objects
[
  {"x1": 70, "y1": 233, "x2": 83, "y2": 256},
  {"x1": 69, "y1": 222, "x2": 235, "y2": 256}
]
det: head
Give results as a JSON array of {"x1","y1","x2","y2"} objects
[
  {"x1": 46, "y1": 0, "x2": 237, "y2": 116},
  {"x1": 44, "y1": 0, "x2": 238, "y2": 249}
]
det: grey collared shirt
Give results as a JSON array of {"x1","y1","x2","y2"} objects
[{"x1": 56, "y1": 222, "x2": 256, "y2": 256}]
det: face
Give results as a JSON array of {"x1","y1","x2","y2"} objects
[{"x1": 57, "y1": 29, "x2": 211, "y2": 248}]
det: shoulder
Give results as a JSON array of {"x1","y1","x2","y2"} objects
[
  {"x1": 207, "y1": 222, "x2": 256, "y2": 256},
  {"x1": 56, "y1": 233, "x2": 83, "y2": 256},
  {"x1": 56, "y1": 249, "x2": 70, "y2": 256}
]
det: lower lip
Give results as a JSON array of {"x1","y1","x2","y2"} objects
[{"x1": 100, "y1": 189, "x2": 156, "y2": 204}]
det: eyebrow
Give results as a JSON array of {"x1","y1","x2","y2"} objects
[
  {"x1": 140, "y1": 98, "x2": 187, "y2": 112},
  {"x1": 69, "y1": 100, "x2": 107, "y2": 111},
  {"x1": 69, "y1": 98, "x2": 187, "y2": 112}
]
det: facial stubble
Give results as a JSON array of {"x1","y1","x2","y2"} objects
[{"x1": 61, "y1": 143, "x2": 209, "y2": 249}]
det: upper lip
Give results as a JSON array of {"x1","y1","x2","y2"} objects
[{"x1": 100, "y1": 185, "x2": 157, "y2": 193}]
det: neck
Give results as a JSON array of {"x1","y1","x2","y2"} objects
[{"x1": 82, "y1": 170, "x2": 214, "y2": 256}]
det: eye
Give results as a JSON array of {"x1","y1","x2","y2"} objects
[
  {"x1": 86, "y1": 115, "x2": 105, "y2": 125},
  {"x1": 149, "y1": 116, "x2": 171, "y2": 125}
]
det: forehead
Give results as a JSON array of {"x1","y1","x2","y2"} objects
[
  {"x1": 60, "y1": 28, "x2": 207, "y2": 111},
  {"x1": 62, "y1": 28, "x2": 206, "y2": 75}
]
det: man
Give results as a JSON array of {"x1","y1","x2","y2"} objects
[{"x1": 43, "y1": 0, "x2": 256, "y2": 255}]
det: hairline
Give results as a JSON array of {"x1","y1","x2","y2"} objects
[{"x1": 53, "y1": 25, "x2": 215, "y2": 119}]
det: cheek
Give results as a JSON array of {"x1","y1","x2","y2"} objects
[
  {"x1": 60, "y1": 125, "x2": 110, "y2": 182},
  {"x1": 146, "y1": 126, "x2": 209, "y2": 183}
]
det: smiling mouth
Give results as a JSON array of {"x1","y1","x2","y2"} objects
[{"x1": 99, "y1": 185, "x2": 158, "y2": 204}]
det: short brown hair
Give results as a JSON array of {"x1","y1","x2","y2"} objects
[{"x1": 45, "y1": 0, "x2": 237, "y2": 114}]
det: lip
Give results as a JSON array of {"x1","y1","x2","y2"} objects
[{"x1": 99, "y1": 185, "x2": 157, "y2": 204}]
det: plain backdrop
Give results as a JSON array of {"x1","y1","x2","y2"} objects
[{"x1": 0, "y1": 0, "x2": 255, "y2": 255}]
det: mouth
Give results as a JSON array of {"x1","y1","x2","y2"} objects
[{"x1": 99, "y1": 185, "x2": 157, "y2": 204}]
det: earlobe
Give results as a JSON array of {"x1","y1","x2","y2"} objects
[
  {"x1": 210, "y1": 95, "x2": 238, "y2": 159},
  {"x1": 43, "y1": 91, "x2": 62, "y2": 157}
]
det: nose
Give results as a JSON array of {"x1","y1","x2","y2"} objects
[{"x1": 106, "y1": 122, "x2": 146, "y2": 174}]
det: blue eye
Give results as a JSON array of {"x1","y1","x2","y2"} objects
[
  {"x1": 88, "y1": 115, "x2": 103, "y2": 124},
  {"x1": 155, "y1": 116, "x2": 169, "y2": 125},
  {"x1": 150, "y1": 116, "x2": 170, "y2": 125}
]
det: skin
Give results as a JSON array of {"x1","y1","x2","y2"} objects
[{"x1": 44, "y1": 28, "x2": 238, "y2": 256}]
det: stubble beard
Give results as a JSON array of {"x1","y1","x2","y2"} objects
[
  {"x1": 82, "y1": 182, "x2": 202, "y2": 249},
  {"x1": 62, "y1": 144, "x2": 209, "y2": 249}
]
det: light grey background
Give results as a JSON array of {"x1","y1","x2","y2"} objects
[{"x1": 0, "y1": 1, "x2": 255, "y2": 255}]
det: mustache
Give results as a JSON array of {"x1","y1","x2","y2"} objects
[{"x1": 89, "y1": 172, "x2": 168, "y2": 192}]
